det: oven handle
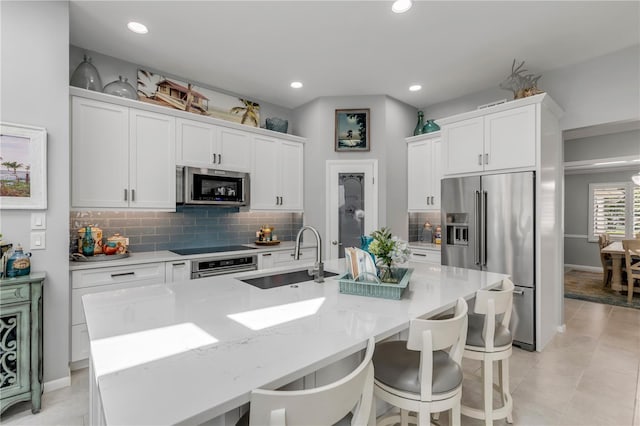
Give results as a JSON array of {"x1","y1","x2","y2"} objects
[{"x1": 191, "y1": 264, "x2": 257, "y2": 279}]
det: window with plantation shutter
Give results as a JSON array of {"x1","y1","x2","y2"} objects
[{"x1": 589, "y1": 182, "x2": 640, "y2": 241}]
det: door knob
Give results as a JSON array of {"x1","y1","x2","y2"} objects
[{"x1": 332, "y1": 240, "x2": 338, "y2": 245}]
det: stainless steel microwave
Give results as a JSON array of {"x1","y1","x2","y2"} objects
[{"x1": 177, "y1": 167, "x2": 249, "y2": 206}]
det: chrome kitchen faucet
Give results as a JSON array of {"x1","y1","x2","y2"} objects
[{"x1": 294, "y1": 225, "x2": 324, "y2": 283}]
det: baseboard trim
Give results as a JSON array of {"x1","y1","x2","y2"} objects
[
  {"x1": 43, "y1": 374, "x2": 70, "y2": 393},
  {"x1": 565, "y1": 264, "x2": 602, "y2": 273}
]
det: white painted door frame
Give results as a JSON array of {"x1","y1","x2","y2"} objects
[{"x1": 325, "y1": 159, "x2": 378, "y2": 259}]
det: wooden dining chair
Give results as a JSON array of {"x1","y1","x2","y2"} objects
[
  {"x1": 622, "y1": 239, "x2": 640, "y2": 303},
  {"x1": 598, "y1": 234, "x2": 613, "y2": 287}
]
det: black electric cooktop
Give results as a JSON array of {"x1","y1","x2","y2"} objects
[{"x1": 169, "y1": 245, "x2": 256, "y2": 256}]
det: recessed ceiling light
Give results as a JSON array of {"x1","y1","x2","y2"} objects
[
  {"x1": 290, "y1": 81, "x2": 303, "y2": 89},
  {"x1": 127, "y1": 21, "x2": 148, "y2": 34},
  {"x1": 392, "y1": 0, "x2": 413, "y2": 14},
  {"x1": 409, "y1": 84, "x2": 422, "y2": 92}
]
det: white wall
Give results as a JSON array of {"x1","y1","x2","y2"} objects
[
  {"x1": 293, "y1": 95, "x2": 416, "y2": 242},
  {"x1": 424, "y1": 45, "x2": 640, "y2": 131},
  {"x1": 384, "y1": 97, "x2": 417, "y2": 240},
  {"x1": 1, "y1": 1, "x2": 70, "y2": 385}
]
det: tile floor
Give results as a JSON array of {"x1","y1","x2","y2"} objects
[{"x1": 1, "y1": 298, "x2": 639, "y2": 425}]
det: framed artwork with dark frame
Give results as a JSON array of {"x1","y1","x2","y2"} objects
[
  {"x1": 335, "y1": 109, "x2": 370, "y2": 152},
  {"x1": 0, "y1": 122, "x2": 47, "y2": 209}
]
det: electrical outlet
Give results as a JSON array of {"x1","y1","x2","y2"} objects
[{"x1": 30, "y1": 231, "x2": 46, "y2": 250}]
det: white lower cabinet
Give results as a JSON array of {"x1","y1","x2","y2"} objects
[
  {"x1": 409, "y1": 248, "x2": 441, "y2": 264},
  {"x1": 257, "y1": 247, "x2": 317, "y2": 270},
  {"x1": 70, "y1": 262, "x2": 166, "y2": 364},
  {"x1": 165, "y1": 260, "x2": 191, "y2": 282}
]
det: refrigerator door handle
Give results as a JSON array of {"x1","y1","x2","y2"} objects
[
  {"x1": 513, "y1": 290, "x2": 525, "y2": 296},
  {"x1": 474, "y1": 190, "x2": 481, "y2": 265},
  {"x1": 482, "y1": 190, "x2": 488, "y2": 266}
]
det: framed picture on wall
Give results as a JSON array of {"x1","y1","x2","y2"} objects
[
  {"x1": 0, "y1": 123, "x2": 47, "y2": 209},
  {"x1": 335, "y1": 109, "x2": 370, "y2": 152}
]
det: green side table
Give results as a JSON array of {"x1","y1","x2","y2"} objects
[{"x1": 0, "y1": 272, "x2": 44, "y2": 415}]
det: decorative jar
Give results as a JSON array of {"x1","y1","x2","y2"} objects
[
  {"x1": 422, "y1": 119, "x2": 440, "y2": 133},
  {"x1": 265, "y1": 117, "x2": 288, "y2": 133},
  {"x1": 413, "y1": 111, "x2": 424, "y2": 136},
  {"x1": 103, "y1": 76, "x2": 137, "y2": 99},
  {"x1": 70, "y1": 54, "x2": 103, "y2": 92},
  {"x1": 6, "y1": 245, "x2": 31, "y2": 277}
]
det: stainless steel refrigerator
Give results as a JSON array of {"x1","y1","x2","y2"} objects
[{"x1": 441, "y1": 171, "x2": 535, "y2": 351}]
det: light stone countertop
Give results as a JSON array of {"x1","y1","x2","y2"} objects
[
  {"x1": 69, "y1": 241, "x2": 315, "y2": 271},
  {"x1": 83, "y1": 259, "x2": 508, "y2": 425}
]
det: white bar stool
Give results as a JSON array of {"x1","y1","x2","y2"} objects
[
  {"x1": 372, "y1": 297, "x2": 468, "y2": 426},
  {"x1": 461, "y1": 278, "x2": 515, "y2": 425},
  {"x1": 237, "y1": 337, "x2": 376, "y2": 426}
]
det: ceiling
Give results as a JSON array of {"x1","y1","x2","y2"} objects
[{"x1": 69, "y1": 1, "x2": 640, "y2": 110}]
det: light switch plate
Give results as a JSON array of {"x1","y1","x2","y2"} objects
[
  {"x1": 31, "y1": 212, "x2": 46, "y2": 230},
  {"x1": 30, "y1": 231, "x2": 46, "y2": 250}
]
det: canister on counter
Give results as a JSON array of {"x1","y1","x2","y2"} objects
[
  {"x1": 434, "y1": 225, "x2": 442, "y2": 245},
  {"x1": 77, "y1": 225, "x2": 103, "y2": 254},
  {"x1": 107, "y1": 233, "x2": 128, "y2": 254}
]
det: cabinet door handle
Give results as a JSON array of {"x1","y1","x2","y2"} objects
[
  {"x1": 280, "y1": 196, "x2": 284, "y2": 205},
  {"x1": 172, "y1": 262, "x2": 186, "y2": 266},
  {"x1": 111, "y1": 272, "x2": 135, "y2": 278},
  {"x1": 131, "y1": 189, "x2": 135, "y2": 202},
  {"x1": 262, "y1": 253, "x2": 272, "y2": 257},
  {"x1": 431, "y1": 196, "x2": 434, "y2": 205},
  {"x1": 478, "y1": 154, "x2": 483, "y2": 166},
  {"x1": 218, "y1": 153, "x2": 222, "y2": 164},
  {"x1": 513, "y1": 290, "x2": 525, "y2": 296},
  {"x1": 426, "y1": 196, "x2": 430, "y2": 205},
  {"x1": 413, "y1": 253, "x2": 427, "y2": 257},
  {"x1": 485, "y1": 153, "x2": 489, "y2": 165},
  {"x1": 124, "y1": 189, "x2": 128, "y2": 201}
]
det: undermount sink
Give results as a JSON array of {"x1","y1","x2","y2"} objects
[{"x1": 240, "y1": 269, "x2": 339, "y2": 290}]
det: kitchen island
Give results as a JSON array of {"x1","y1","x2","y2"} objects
[{"x1": 83, "y1": 259, "x2": 507, "y2": 425}]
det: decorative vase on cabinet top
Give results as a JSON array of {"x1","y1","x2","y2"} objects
[
  {"x1": 265, "y1": 117, "x2": 288, "y2": 133},
  {"x1": 70, "y1": 54, "x2": 103, "y2": 92},
  {"x1": 413, "y1": 111, "x2": 425, "y2": 136},
  {"x1": 422, "y1": 119, "x2": 440, "y2": 133},
  {"x1": 103, "y1": 76, "x2": 137, "y2": 100},
  {"x1": 6, "y1": 245, "x2": 31, "y2": 277}
]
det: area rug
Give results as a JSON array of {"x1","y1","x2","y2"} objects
[{"x1": 564, "y1": 269, "x2": 640, "y2": 309}]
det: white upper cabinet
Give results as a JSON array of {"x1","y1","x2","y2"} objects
[
  {"x1": 176, "y1": 118, "x2": 252, "y2": 172},
  {"x1": 71, "y1": 97, "x2": 130, "y2": 208},
  {"x1": 483, "y1": 104, "x2": 536, "y2": 171},
  {"x1": 407, "y1": 134, "x2": 442, "y2": 212},
  {"x1": 129, "y1": 109, "x2": 176, "y2": 209},
  {"x1": 443, "y1": 103, "x2": 537, "y2": 175},
  {"x1": 176, "y1": 118, "x2": 215, "y2": 167},
  {"x1": 251, "y1": 136, "x2": 303, "y2": 211},
  {"x1": 443, "y1": 117, "x2": 484, "y2": 175},
  {"x1": 71, "y1": 97, "x2": 176, "y2": 210}
]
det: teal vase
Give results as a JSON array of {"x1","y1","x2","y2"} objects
[
  {"x1": 413, "y1": 111, "x2": 424, "y2": 136},
  {"x1": 82, "y1": 226, "x2": 95, "y2": 256},
  {"x1": 422, "y1": 119, "x2": 440, "y2": 133}
]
